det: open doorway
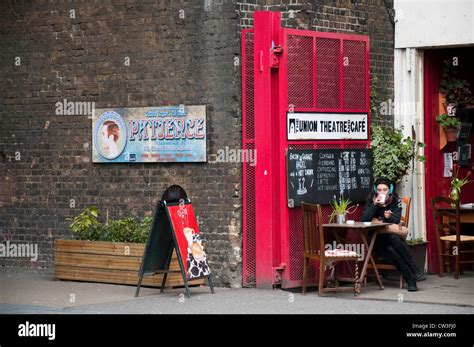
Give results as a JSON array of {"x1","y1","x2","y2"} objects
[{"x1": 424, "y1": 47, "x2": 474, "y2": 273}]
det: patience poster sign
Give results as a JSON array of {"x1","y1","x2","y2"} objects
[{"x1": 92, "y1": 105, "x2": 206, "y2": 163}]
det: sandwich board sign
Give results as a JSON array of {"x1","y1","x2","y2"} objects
[{"x1": 135, "y1": 185, "x2": 214, "y2": 298}]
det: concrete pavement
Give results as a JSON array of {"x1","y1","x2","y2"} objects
[{"x1": 1, "y1": 270, "x2": 473, "y2": 314}]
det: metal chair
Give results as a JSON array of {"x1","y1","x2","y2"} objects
[
  {"x1": 301, "y1": 202, "x2": 360, "y2": 296},
  {"x1": 431, "y1": 196, "x2": 474, "y2": 279}
]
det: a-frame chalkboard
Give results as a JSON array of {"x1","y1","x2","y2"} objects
[{"x1": 135, "y1": 185, "x2": 214, "y2": 298}]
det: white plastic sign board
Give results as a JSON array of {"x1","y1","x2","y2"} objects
[{"x1": 287, "y1": 112, "x2": 368, "y2": 140}]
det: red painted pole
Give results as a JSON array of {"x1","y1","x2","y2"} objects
[{"x1": 254, "y1": 11, "x2": 281, "y2": 288}]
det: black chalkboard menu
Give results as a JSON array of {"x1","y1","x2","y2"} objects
[{"x1": 287, "y1": 148, "x2": 373, "y2": 207}]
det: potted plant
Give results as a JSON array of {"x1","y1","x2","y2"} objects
[
  {"x1": 450, "y1": 164, "x2": 473, "y2": 203},
  {"x1": 329, "y1": 197, "x2": 357, "y2": 224},
  {"x1": 371, "y1": 125, "x2": 425, "y2": 184},
  {"x1": 55, "y1": 206, "x2": 203, "y2": 288},
  {"x1": 439, "y1": 61, "x2": 473, "y2": 114},
  {"x1": 406, "y1": 237, "x2": 429, "y2": 274},
  {"x1": 436, "y1": 113, "x2": 460, "y2": 142}
]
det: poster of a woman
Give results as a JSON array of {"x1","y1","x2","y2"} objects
[
  {"x1": 101, "y1": 121, "x2": 120, "y2": 158},
  {"x1": 93, "y1": 110, "x2": 127, "y2": 161},
  {"x1": 183, "y1": 227, "x2": 210, "y2": 278},
  {"x1": 168, "y1": 203, "x2": 211, "y2": 280}
]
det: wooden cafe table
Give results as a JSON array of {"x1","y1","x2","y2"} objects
[{"x1": 323, "y1": 222, "x2": 391, "y2": 292}]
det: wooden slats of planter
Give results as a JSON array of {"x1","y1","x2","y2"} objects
[{"x1": 55, "y1": 239, "x2": 204, "y2": 288}]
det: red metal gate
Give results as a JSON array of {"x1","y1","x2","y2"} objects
[{"x1": 242, "y1": 11, "x2": 370, "y2": 288}]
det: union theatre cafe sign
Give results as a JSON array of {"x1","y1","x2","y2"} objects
[
  {"x1": 287, "y1": 112, "x2": 368, "y2": 140},
  {"x1": 92, "y1": 105, "x2": 206, "y2": 163}
]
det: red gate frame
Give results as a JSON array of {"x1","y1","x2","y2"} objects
[{"x1": 242, "y1": 11, "x2": 371, "y2": 288}]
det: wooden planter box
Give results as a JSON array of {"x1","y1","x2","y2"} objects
[{"x1": 55, "y1": 239, "x2": 204, "y2": 288}]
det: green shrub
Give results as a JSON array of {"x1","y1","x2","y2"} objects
[
  {"x1": 133, "y1": 216, "x2": 153, "y2": 243},
  {"x1": 67, "y1": 207, "x2": 152, "y2": 243},
  {"x1": 104, "y1": 218, "x2": 139, "y2": 243},
  {"x1": 371, "y1": 126, "x2": 425, "y2": 183},
  {"x1": 67, "y1": 206, "x2": 104, "y2": 241},
  {"x1": 407, "y1": 237, "x2": 426, "y2": 245},
  {"x1": 370, "y1": 74, "x2": 380, "y2": 121}
]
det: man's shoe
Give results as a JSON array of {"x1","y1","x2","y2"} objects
[
  {"x1": 414, "y1": 272, "x2": 426, "y2": 282},
  {"x1": 407, "y1": 280, "x2": 418, "y2": 292}
]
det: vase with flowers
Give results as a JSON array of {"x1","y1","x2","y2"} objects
[{"x1": 450, "y1": 164, "x2": 473, "y2": 205}]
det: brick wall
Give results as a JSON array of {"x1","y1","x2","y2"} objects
[
  {"x1": 0, "y1": 0, "x2": 395, "y2": 287},
  {"x1": 0, "y1": 0, "x2": 243, "y2": 287},
  {"x1": 237, "y1": 0, "x2": 395, "y2": 126}
]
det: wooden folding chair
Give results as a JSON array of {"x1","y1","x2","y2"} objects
[
  {"x1": 301, "y1": 202, "x2": 360, "y2": 296},
  {"x1": 431, "y1": 196, "x2": 474, "y2": 279}
]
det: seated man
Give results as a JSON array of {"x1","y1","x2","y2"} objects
[{"x1": 361, "y1": 177, "x2": 425, "y2": 291}]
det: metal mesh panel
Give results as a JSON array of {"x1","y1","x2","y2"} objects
[
  {"x1": 287, "y1": 144, "x2": 314, "y2": 281},
  {"x1": 242, "y1": 31, "x2": 256, "y2": 287},
  {"x1": 314, "y1": 144, "x2": 342, "y2": 150},
  {"x1": 287, "y1": 143, "x2": 368, "y2": 282},
  {"x1": 316, "y1": 37, "x2": 341, "y2": 109},
  {"x1": 245, "y1": 32, "x2": 255, "y2": 140},
  {"x1": 288, "y1": 206, "x2": 307, "y2": 280},
  {"x1": 343, "y1": 40, "x2": 367, "y2": 110},
  {"x1": 342, "y1": 142, "x2": 368, "y2": 149},
  {"x1": 244, "y1": 144, "x2": 256, "y2": 286},
  {"x1": 287, "y1": 35, "x2": 314, "y2": 109}
]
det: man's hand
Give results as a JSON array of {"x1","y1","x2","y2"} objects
[{"x1": 384, "y1": 210, "x2": 393, "y2": 219}]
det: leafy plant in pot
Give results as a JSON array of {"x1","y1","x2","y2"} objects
[
  {"x1": 57, "y1": 206, "x2": 193, "y2": 288},
  {"x1": 406, "y1": 237, "x2": 429, "y2": 274},
  {"x1": 66, "y1": 206, "x2": 151, "y2": 243},
  {"x1": 329, "y1": 197, "x2": 357, "y2": 224},
  {"x1": 439, "y1": 61, "x2": 474, "y2": 114},
  {"x1": 436, "y1": 113, "x2": 460, "y2": 142},
  {"x1": 371, "y1": 126, "x2": 425, "y2": 184}
]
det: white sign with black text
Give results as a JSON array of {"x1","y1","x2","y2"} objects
[{"x1": 287, "y1": 113, "x2": 368, "y2": 140}]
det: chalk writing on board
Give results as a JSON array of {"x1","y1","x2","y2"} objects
[
  {"x1": 288, "y1": 152, "x2": 314, "y2": 196},
  {"x1": 287, "y1": 148, "x2": 373, "y2": 207}
]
